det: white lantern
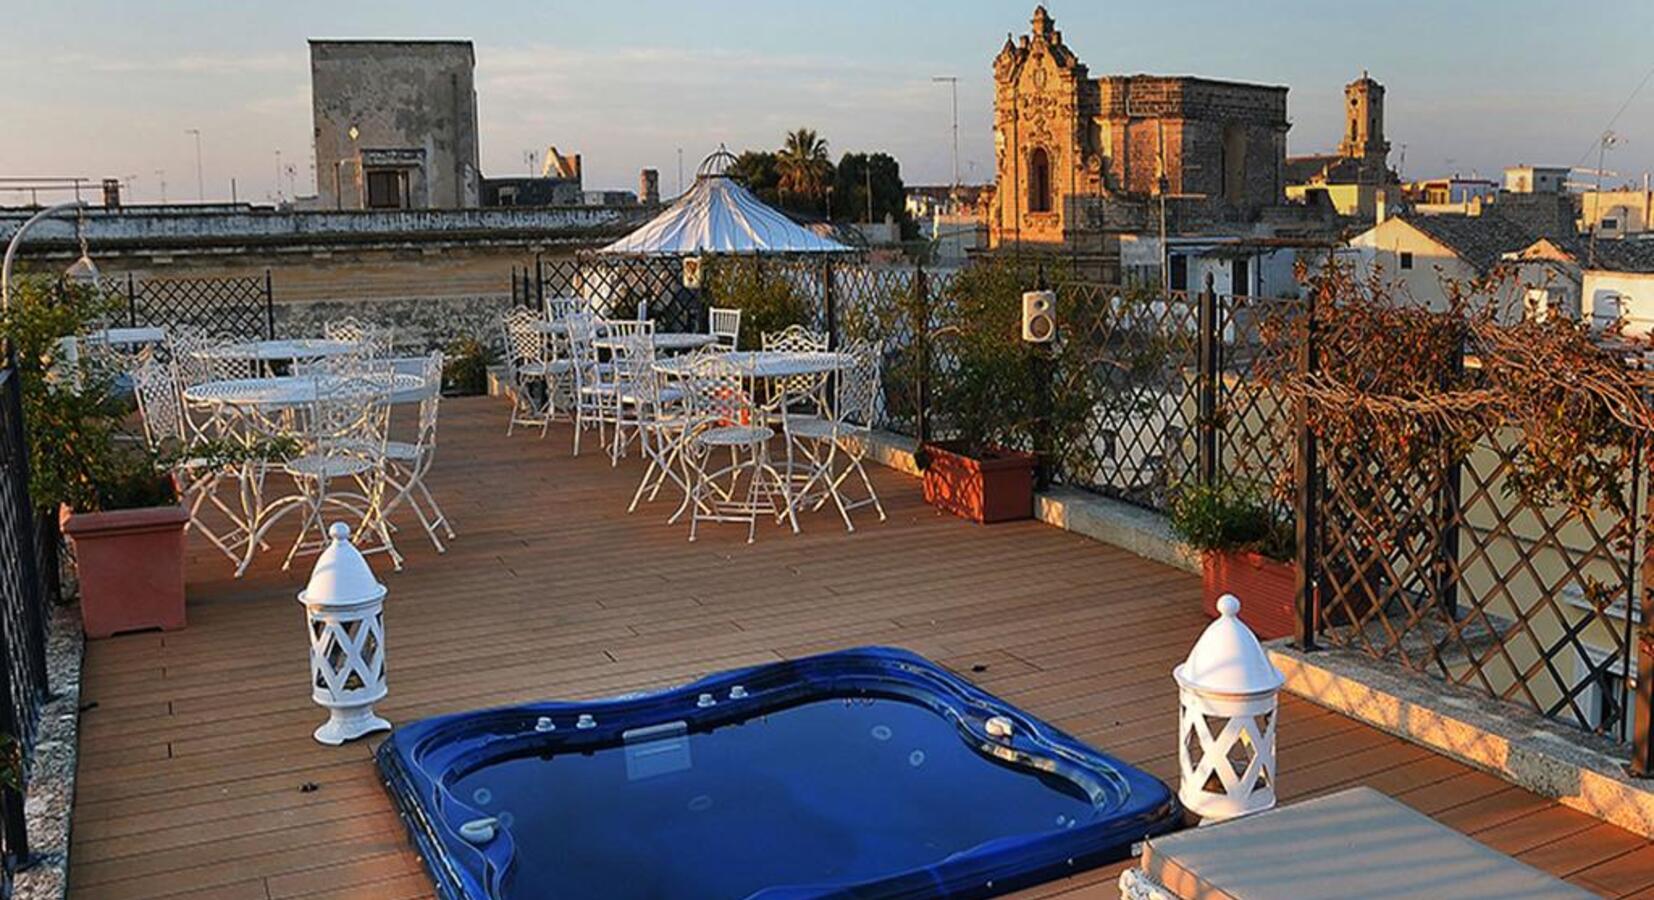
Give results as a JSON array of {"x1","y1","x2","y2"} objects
[
  {"x1": 299, "y1": 523, "x2": 390, "y2": 746},
  {"x1": 1174, "y1": 594, "x2": 1284, "y2": 822}
]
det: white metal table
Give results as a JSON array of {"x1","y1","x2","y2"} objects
[
  {"x1": 184, "y1": 373, "x2": 431, "y2": 409},
  {"x1": 594, "y1": 332, "x2": 719, "y2": 353},
  {"x1": 195, "y1": 338, "x2": 362, "y2": 364},
  {"x1": 653, "y1": 350, "x2": 852, "y2": 380}
]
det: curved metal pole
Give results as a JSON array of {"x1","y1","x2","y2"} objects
[{"x1": 1, "y1": 200, "x2": 87, "y2": 312}]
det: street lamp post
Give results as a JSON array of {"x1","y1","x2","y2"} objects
[
  {"x1": 2, "y1": 200, "x2": 99, "y2": 313},
  {"x1": 186, "y1": 129, "x2": 204, "y2": 203},
  {"x1": 932, "y1": 76, "x2": 960, "y2": 205}
]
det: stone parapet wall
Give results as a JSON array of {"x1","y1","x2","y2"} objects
[{"x1": 274, "y1": 292, "x2": 514, "y2": 352}]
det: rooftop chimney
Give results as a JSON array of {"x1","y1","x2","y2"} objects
[{"x1": 101, "y1": 178, "x2": 121, "y2": 209}]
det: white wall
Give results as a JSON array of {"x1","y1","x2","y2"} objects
[
  {"x1": 1584, "y1": 270, "x2": 1654, "y2": 336},
  {"x1": 1346, "y1": 218, "x2": 1479, "y2": 311}
]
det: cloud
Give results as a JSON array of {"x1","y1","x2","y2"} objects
[{"x1": 41, "y1": 51, "x2": 303, "y2": 76}]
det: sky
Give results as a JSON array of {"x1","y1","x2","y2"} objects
[{"x1": 3, "y1": 0, "x2": 1653, "y2": 205}]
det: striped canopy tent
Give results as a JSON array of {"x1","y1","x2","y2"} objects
[{"x1": 598, "y1": 148, "x2": 851, "y2": 256}]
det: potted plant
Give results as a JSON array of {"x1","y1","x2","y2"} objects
[
  {"x1": 905, "y1": 258, "x2": 1095, "y2": 524},
  {"x1": 1169, "y1": 482, "x2": 1300, "y2": 640},
  {"x1": 4, "y1": 278, "x2": 190, "y2": 638}
]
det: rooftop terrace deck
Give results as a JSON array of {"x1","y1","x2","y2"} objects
[{"x1": 69, "y1": 397, "x2": 1654, "y2": 899}]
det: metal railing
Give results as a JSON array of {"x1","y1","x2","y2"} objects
[{"x1": 0, "y1": 364, "x2": 50, "y2": 879}]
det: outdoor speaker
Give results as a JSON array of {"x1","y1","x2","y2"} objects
[{"x1": 1022, "y1": 290, "x2": 1056, "y2": 343}]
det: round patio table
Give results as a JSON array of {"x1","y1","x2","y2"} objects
[
  {"x1": 197, "y1": 338, "x2": 362, "y2": 363},
  {"x1": 594, "y1": 332, "x2": 719, "y2": 353},
  {"x1": 183, "y1": 372, "x2": 431, "y2": 409},
  {"x1": 654, "y1": 350, "x2": 852, "y2": 379}
]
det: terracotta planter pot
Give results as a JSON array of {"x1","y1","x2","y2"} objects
[
  {"x1": 920, "y1": 442, "x2": 1037, "y2": 524},
  {"x1": 61, "y1": 498, "x2": 189, "y2": 639},
  {"x1": 1202, "y1": 550, "x2": 1300, "y2": 641}
]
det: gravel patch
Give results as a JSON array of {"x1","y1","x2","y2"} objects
[{"x1": 14, "y1": 603, "x2": 84, "y2": 900}]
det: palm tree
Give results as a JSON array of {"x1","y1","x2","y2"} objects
[{"x1": 776, "y1": 128, "x2": 832, "y2": 210}]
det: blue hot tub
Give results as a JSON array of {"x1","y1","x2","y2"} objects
[{"x1": 377, "y1": 647, "x2": 1177, "y2": 899}]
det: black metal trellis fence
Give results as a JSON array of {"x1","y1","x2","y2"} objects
[{"x1": 122, "y1": 271, "x2": 274, "y2": 339}]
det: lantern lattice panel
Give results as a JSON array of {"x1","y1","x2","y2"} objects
[
  {"x1": 309, "y1": 611, "x2": 385, "y2": 701},
  {"x1": 1178, "y1": 698, "x2": 1277, "y2": 817}
]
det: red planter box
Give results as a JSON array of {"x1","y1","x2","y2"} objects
[
  {"x1": 62, "y1": 501, "x2": 189, "y2": 639},
  {"x1": 920, "y1": 442, "x2": 1036, "y2": 524},
  {"x1": 1202, "y1": 550, "x2": 1300, "y2": 641}
]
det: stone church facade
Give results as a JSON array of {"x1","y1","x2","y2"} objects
[{"x1": 989, "y1": 7, "x2": 1292, "y2": 254}]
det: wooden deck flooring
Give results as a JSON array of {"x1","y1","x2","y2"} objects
[{"x1": 68, "y1": 397, "x2": 1654, "y2": 899}]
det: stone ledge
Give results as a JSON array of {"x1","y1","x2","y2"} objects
[
  {"x1": 860, "y1": 430, "x2": 1198, "y2": 574},
  {"x1": 1268, "y1": 641, "x2": 1654, "y2": 839}
]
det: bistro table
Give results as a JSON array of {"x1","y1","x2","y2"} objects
[
  {"x1": 594, "y1": 332, "x2": 719, "y2": 353},
  {"x1": 653, "y1": 350, "x2": 852, "y2": 380},
  {"x1": 182, "y1": 371, "x2": 431, "y2": 576},
  {"x1": 654, "y1": 350, "x2": 855, "y2": 524},
  {"x1": 183, "y1": 372, "x2": 431, "y2": 409},
  {"x1": 196, "y1": 338, "x2": 362, "y2": 364}
]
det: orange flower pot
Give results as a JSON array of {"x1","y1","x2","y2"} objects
[
  {"x1": 920, "y1": 442, "x2": 1037, "y2": 524},
  {"x1": 61, "y1": 500, "x2": 189, "y2": 639},
  {"x1": 1201, "y1": 550, "x2": 1301, "y2": 641}
]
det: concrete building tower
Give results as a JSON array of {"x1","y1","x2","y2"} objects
[
  {"x1": 1339, "y1": 72, "x2": 1389, "y2": 167},
  {"x1": 640, "y1": 168, "x2": 660, "y2": 205}
]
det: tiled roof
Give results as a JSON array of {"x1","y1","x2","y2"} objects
[
  {"x1": 1589, "y1": 238, "x2": 1654, "y2": 274},
  {"x1": 1399, "y1": 214, "x2": 1537, "y2": 273},
  {"x1": 1512, "y1": 234, "x2": 1654, "y2": 274},
  {"x1": 1284, "y1": 154, "x2": 1340, "y2": 184}
]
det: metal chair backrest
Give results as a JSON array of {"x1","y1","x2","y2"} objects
[
  {"x1": 130, "y1": 350, "x2": 186, "y2": 453},
  {"x1": 834, "y1": 339, "x2": 882, "y2": 429},
  {"x1": 544, "y1": 296, "x2": 585, "y2": 322},
  {"x1": 500, "y1": 307, "x2": 546, "y2": 371},
  {"x1": 604, "y1": 318, "x2": 656, "y2": 341},
  {"x1": 762, "y1": 324, "x2": 830, "y2": 401},
  {"x1": 683, "y1": 351, "x2": 754, "y2": 427},
  {"x1": 709, "y1": 307, "x2": 742, "y2": 349},
  {"x1": 762, "y1": 323, "x2": 827, "y2": 354},
  {"x1": 325, "y1": 316, "x2": 394, "y2": 358}
]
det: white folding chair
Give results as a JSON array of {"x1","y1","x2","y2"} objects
[
  {"x1": 680, "y1": 353, "x2": 794, "y2": 542},
  {"x1": 500, "y1": 307, "x2": 569, "y2": 437},
  {"x1": 130, "y1": 352, "x2": 257, "y2": 564},
  {"x1": 270, "y1": 361, "x2": 401, "y2": 571},
  {"x1": 380, "y1": 351, "x2": 454, "y2": 553},
  {"x1": 785, "y1": 339, "x2": 887, "y2": 531}
]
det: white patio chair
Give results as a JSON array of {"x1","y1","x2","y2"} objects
[
  {"x1": 380, "y1": 351, "x2": 455, "y2": 553},
  {"x1": 129, "y1": 351, "x2": 257, "y2": 563},
  {"x1": 500, "y1": 307, "x2": 569, "y2": 437},
  {"x1": 614, "y1": 336, "x2": 693, "y2": 514},
  {"x1": 602, "y1": 319, "x2": 658, "y2": 464},
  {"x1": 759, "y1": 324, "x2": 830, "y2": 424},
  {"x1": 785, "y1": 339, "x2": 888, "y2": 531},
  {"x1": 567, "y1": 313, "x2": 628, "y2": 456},
  {"x1": 709, "y1": 307, "x2": 742, "y2": 349},
  {"x1": 679, "y1": 352, "x2": 795, "y2": 542},
  {"x1": 544, "y1": 296, "x2": 585, "y2": 322},
  {"x1": 271, "y1": 361, "x2": 401, "y2": 571}
]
